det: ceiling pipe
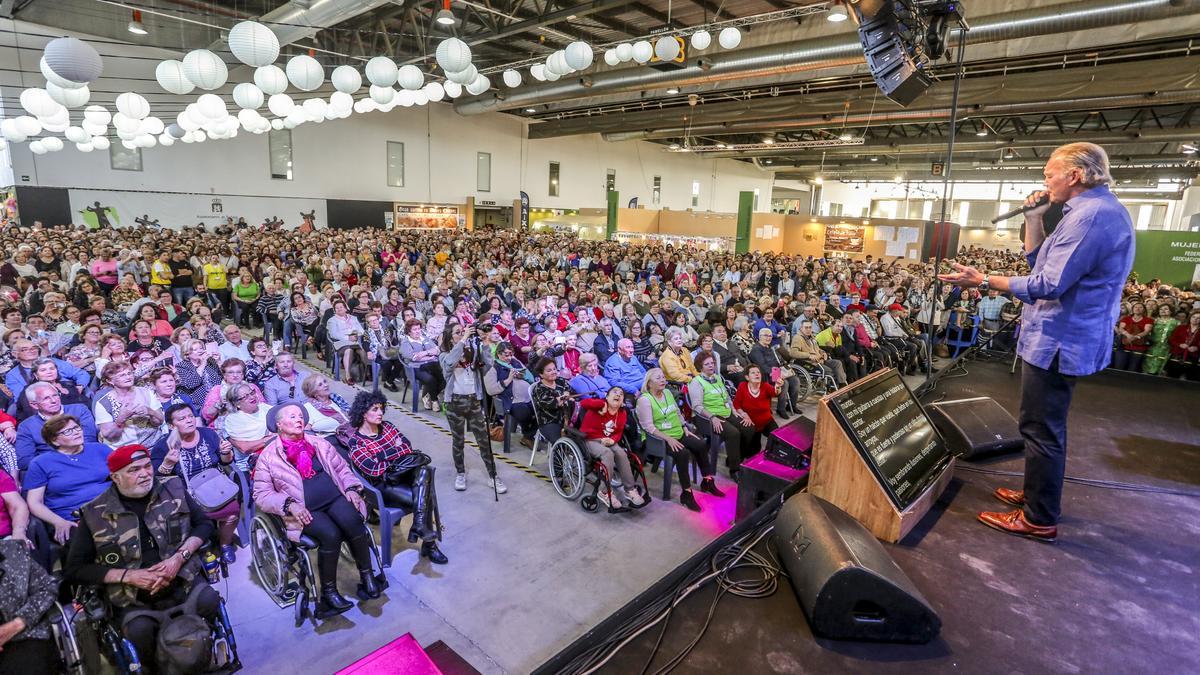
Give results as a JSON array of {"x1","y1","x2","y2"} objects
[
  {"x1": 773, "y1": 169, "x2": 1199, "y2": 182},
  {"x1": 600, "y1": 90, "x2": 1200, "y2": 142},
  {"x1": 773, "y1": 154, "x2": 1200, "y2": 170},
  {"x1": 455, "y1": 0, "x2": 1200, "y2": 115}
]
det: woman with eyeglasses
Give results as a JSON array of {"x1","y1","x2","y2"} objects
[
  {"x1": 222, "y1": 382, "x2": 272, "y2": 471},
  {"x1": 93, "y1": 360, "x2": 165, "y2": 448},
  {"x1": 23, "y1": 414, "x2": 111, "y2": 546},
  {"x1": 13, "y1": 358, "x2": 89, "y2": 422},
  {"x1": 200, "y1": 358, "x2": 264, "y2": 425},
  {"x1": 65, "y1": 323, "x2": 104, "y2": 374},
  {"x1": 176, "y1": 339, "x2": 222, "y2": 411}
]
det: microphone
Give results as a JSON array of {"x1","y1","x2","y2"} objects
[{"x1": 991, "y1": 195, "x2": 1050, "y2": 224}]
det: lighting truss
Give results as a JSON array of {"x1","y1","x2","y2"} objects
[{"x1": 668, "y1": 137, "x2": 866, "y2": 153}]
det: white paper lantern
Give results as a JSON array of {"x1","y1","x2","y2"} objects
[
  {"x1": 443, "y1": 81, "x2": 463, "y2": 98},
  {"x1": 1, "y1": 119, "x2": 26, "y2": 143},
  {"x1": 270, "y1": 119, "x2": 284, "y2": 130},
  {"x1": 166, "y1": 123, "x2": 185, "y2": 138},
  {"x1": 547, "y1": 51, "x2": 569, "y2": 75},
  {"x1": 140, "y1": 117, "x2": 165, "y2": 135},
  {"x1": 237, "y1": 109, "x2": 260, "y2": 127},
  {"x1": 77, "y1": 141, "x2": 94, "y2": 152},
  {"x1": 47, "y1": 82, "x2": 90, "y2": 108},
  {"x1": 232, "y1": 83, "x2": 264, "y2": 110},
  {"x1": 447, "y1": 64, "x2": 477, "y2": 85},
  {"x1": 195, "y1": 93, "x2": 224, "y2": 120},
  {"x1": 302, "y1": 98, "x2": 327, "y2": 119},
  {"x1": 92, "y1": 136, "x2": 110, "y2": 150},
  {"x1": 40, "y1": 57, "x2": 84, "y2": 90},
  {"x1": 436, "y1": 38, "x2": 472, "y2": 74},
  {"x1": 194, "y1": 130, "x2": 207, "y2": 142},
  {"x1": 466, "y1": 75, "x2": 491, "y2": 96},
  {"x1": 615, "y1": 43, "x2": 633, "y2": 62},
  {"x1": 181, "y1": 133, "x2": 195, "y2": 144},
  {"x1": 395, "y1": 90, "x2": 414, "y2": 108},
  {"x1": 364, "y1": 57, "x2": 397, "y2": 87},
  {"x1": 329, "y1": 91, "x2": 353, "y2": 112},
  {"x1": 136, "y1": 134, "x2": 156, "y2": 148},
  {"x1": 530, "y1": 64, "x2": 546, "y2": 81},
  {"x1": 254, "y1": 65, "x2": 288, "y2": 95},
  {"x1": 115, "y1": 92, "x2": 150, "y2": 120},
  {"x1": 158, "y1": 134, "x2": 174, "y2": 147},
  {"x1": 286, "y1": 55, "x2": 323, "y2": 91},
  {"x1": 81, "y1": 120, "x2": 105, "y2": 137},
  {"x1": 84, "y1": 105, "x2": 111, "y2": 126},
  {"x1": 603, "y1": 50, "x2": 619, "y2": 67},
  {"x1": 690, "y1": 31, "x2": 712, "y2": 50},
  {"x1": 331, "y1": 65, "x2": 362, "y2": 93},
  {"x1": 352, "y1": 99, "x2": 369, "y2": 114},
  {"x1": 501, "y1": 69, "x2": 521, "y2": 88},
  {"x1": 227, "y1": 21, "x2": 279, "y2": 67},
  {"x1": 369, "y1": 85, "x2": 395, "y2": 105},
  {"x1": 565, "y1": 42, "x2": 594, "y2": 71},
  {"x1": 267, "y1": 93, "x2": 295, "y2": 117},
  {"x1": 20, "y1": 88, "x2": 57, "y2": 117},
  {"x1": 632, "y1": 41, "x2": 653, "y2": 64},
  {"x1": 15, "y1": 116, "x2": 42, "y2": 137},
  {"x1": 43, "y1": 37, "x2": 103, "y2": 84},
  {"x1": 65, "y1": 126, "x2": 89, "y2": 144},
  {"x1": 176, "y1": 111, "x2": 201, "y2": 132},
  {"x1": 423, "y1": 82, "x2": 445, "y2": 103},
  {"x1": 42, "y1": 118, "x2": 70, "y2": 134},
  {"x1": 413, "y1": 90, "x2": 429, "y2": 106},
  {"x1": 112, "y1": 112, "x2": 139, "y2": 133},
  {"x1": 655, "y1": 36, "x2": 680, "y2": 62},
  {"x1": 396, "y1": 65, "x2": 424, "y2": 91},
  {"x1": 116, "y1": 128, "x2": 137, "y2": 142},
  {"x1": 42, "y1": 136, "x2": 64, "y2": 152},
  {"x1": 30, "y1": 141, "x2": 46, "y2": 155},
  {"x1": 39, "y1": 103, "x2": 69, "y2": 124},
  {"x1": 718, "y1": 27, "x2": 742, "y2": 49},
  {"x1": 153, "y1": 60, "x2": 193, "y2": 95},
  {"x1": 544, "y1": 69, "x2": 561, "y2": 82},
  {"x1": 182, "y1": 49, "x2": 228, "y2": 90}
]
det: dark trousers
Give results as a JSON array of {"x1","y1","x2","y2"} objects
[
  {"x1": 1019, "y1": 357, "x2": 1077, "y2": 526},
  {"x1": 749, "y1": 419, "x2": 779, "y2": 458},
  {"x1": 412, "y1": 362, "x2": 445, "y2": 400},
  {"x1": 376, "y1": 357, "x2": 402, "y2": 385},
  {"x1": 121, "y1": 584, "x2": 221, "y2": 675},
  {"x1": 445, "y1": 395, "x2": 496, "y2": 476},
  {"x1": 302, "y1": 496, "x2": 373, "y2": 585},
  {"x1": 1111, "y1": 349, "x2": 1145, "y2": 372},
  {"x1": 695, "y1": 414, "x2": 756, "y2": 474},
  {"x1": 509, "y1": 401, "x2": 536, "y2": 439},
  {"x1": 667, "y1": 433, "x2": 712, "y2": 490},
  {"x1": 0, "y1": 638, "x2": 58, "y2": 672}
]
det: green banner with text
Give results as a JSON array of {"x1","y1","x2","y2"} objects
[{"x1": 1132, "y1": 230, "x2": 1200, "y2": 288}]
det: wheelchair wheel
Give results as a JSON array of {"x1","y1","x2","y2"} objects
[
  {"x1": 52, "y1": 602, "x2": 91, "y2": 675},
  {"x1": 549, "y1": 438, "x2": 587, "y2": 500},
  {"x1": 580, "y1": 495, "x2": 599, "y2": 512},
  {"x1": 791, "y1": 367, "x2": 814, "y2": 403},
  {"x1": 250, "y1": 515, "x2": 290, "y2": 599}
]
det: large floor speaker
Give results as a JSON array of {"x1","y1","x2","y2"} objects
[
  {"x1": 774, "y1": 493, "x2": 941, "y2": 643},
  {"x1": 926, "y1": 396, "x2": 1023, "y2": 460},
  {"x1": 765, "y1": 416, "x2": 815, "y2": 469}
]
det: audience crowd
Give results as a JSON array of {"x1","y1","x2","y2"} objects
[{"x1": 0, "y1": 217, "x2": 1195, "y2": 671}]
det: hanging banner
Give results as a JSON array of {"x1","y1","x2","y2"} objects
[
  {"x1": 68, "y1": 189, "x2": 326, "y2": 231},
  {"x1": 519, "y1": 191, "x2": 530, "y2": 229},
  {"x1": 1133, "y1": 230, "x2": 1200, "y2": 287},
  {"x1": 824, "y1": 223, "x2": 866, "y2": 253},
  {"x1": 392, "y1": 203, "x2": 459, "y2": 229}
]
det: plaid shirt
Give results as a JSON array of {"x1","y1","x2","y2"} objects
[{"x1": 349, "y1": 421, "x2": 414, "y2": 478}]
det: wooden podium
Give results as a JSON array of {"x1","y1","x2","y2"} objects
[{"x1": 809, "y1": 369, "x2": 954, "y2": 543}]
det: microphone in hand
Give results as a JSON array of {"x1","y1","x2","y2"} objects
[{"x1": 991, "y1": 193, "x2": 1050, "y2": 224}]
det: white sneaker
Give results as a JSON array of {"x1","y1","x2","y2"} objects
[
  {"x1": 488, "y1": 477, "x2": 508, "y2": 494},
  {"x1": 597, "y1": 489, "x2": 612, "y2": 510},
  {"x1": 454, "y1": 473, "x2": 467, "y2": 491},
  {"x1": 422, "y1": 393, "x2": 433, "y2": 411},
  {"x1": 624, "y1": 487, "x2": 646, "y2": 508}
]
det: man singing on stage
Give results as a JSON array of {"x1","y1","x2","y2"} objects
[{"x1": 938, "y1": 142, "x2": 1134, "y2": 542}]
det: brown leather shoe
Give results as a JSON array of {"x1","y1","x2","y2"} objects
[
  {"x1": 993, "y1": 487, "x2": 1025, "y2": 507},
  {"x1": 978, "y1": 509, "x2": 1057, "y2": 542}
]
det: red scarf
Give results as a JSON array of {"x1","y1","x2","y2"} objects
[{"x1": 282, "y1": 436, "x2": 316, "y2": 479}]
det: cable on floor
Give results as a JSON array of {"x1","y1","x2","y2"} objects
[{"x1": 956, "y1": 464, "x2": 1200, "y2": 498}]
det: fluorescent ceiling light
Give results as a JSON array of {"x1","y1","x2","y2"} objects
[{"x1": 827, "y1": 5, "x2": 848, "y2": 22}]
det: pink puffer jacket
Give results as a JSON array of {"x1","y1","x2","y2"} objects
[{"x1": 252, "y1": 433, "x2": 363, "y2": 542}]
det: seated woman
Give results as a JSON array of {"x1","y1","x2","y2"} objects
[
  {"x1": 670, "y1": 311, "x2": 700, "y2": 349},
  {"x1": 148, "y1": 366, "x2": 195, "y2": 415},
  {"x1": 24, "y1": 414, "x2": 111, "y2": 547},
  {"x1": 253, "y1": 402, "x2": 379, "y2": 618},
  {"x1": 136, "y1": 302, "x2": 173, "y2": 338},
  {"x1": 636, "y1": 368, "x2": 723, "y2": 512},
  {"x1": 200, "y1": 358, "x2": 264, "y2": 425},
  {"x1": 627, "y1": 320, "x2": 658, "y2": 368},
  {"x1": 363, "y1": 312, "x2": 403, "y2": 392},
  {"x1": 749, "y1": 327, "x2": 802, "y2": 417},
  {"x1": 65, "y1": 323, "x2": 104, "y2": 376},
  {"x1": 244, "y1": 337, "x2": 277, "y2": 388},
  {"x1": 568, "y1": 352, "x2": 611, "y2": 399},
  {"x1": 485, "y1": 342, "x2": 536, "y2": 447},
  {"x1": 222, "y1": 382, "x2": 273, "y2": 470},
  {"x1": 287, "y1": 291, "x2": 320, "y2": 352},
  {"x1": 301, "y1": 374, "x2": 351, "y2": 434},
  {"x1": 327, "y1": 299, "x2": 367, "y2": 385},
  {"x1": 688, "y1": 351, "x2": 756, "y2": 478},
  {"x1": 530, "y1": 357, "x2": 574, "y2": 445},
  {"x1": 579, "y1": 387, "x2": 644, "y2": 510},
  {"x1": 152, "y1": 403, "x2": 240, "y2": 563},
  {"x1": 343, "y1": 391, "x2": 447, "y2": 564},
  {"x1": 12, "y1": 357, "x2": 90, "y2": 421},
  {"x1": 176, "y1": 339, "x2": 222, "y2": 410},
  {"x1": 1, "y1": 466, "x2": 30, "y2": 546},
  {"x1": 659, "y1": 326, "x2": 699, "y2": 386},
  {"x1": 733, "y1": 365, "x2": 779, "y2": 455},
  {"x1": 0, "y1": 537, "x2": 59, "y2": 672},
  {"x1": 399, "y1": 319, "x2": 446, "y2": 411},
  {"x1": 93, "y1": 360, "x2": 165, "y2": 449}
]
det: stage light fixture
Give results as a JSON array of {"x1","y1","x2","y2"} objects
[
  {"x1": 1182, "y1": 143, "x2": 1197, "y2": 154},
  {"x1": 763, "y1": 137, "x2": 775, "y2": 144},
  {"x1": 524, "y1": 107, "x2": 537, "y2": 113},
  {"x1": 666, "y1": 87, "x2": 679, "y2": 95},
  {"x1": 976, "y1": 129, "x2": 988, "y2": 137},
  {"x1": 814, "y1": 176, "x2": 824, "y2": 185},
  {"x1": 827, "y1": 4, "x2": 848, "y2": 22},
  {"x1": 839, "y1": 132, "x2": 852, "y2": 141},
  {"x1": 870, "y1": 156, "x2": 879, "y2": 161},
  {"x1": 128, "y1": 10, "x2": 148, "y2": 35},
  {"x1": 435, "y1": 0, "x2": 458, "y2": 26}
]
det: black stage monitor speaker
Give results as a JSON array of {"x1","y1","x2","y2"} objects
[
  {"x1": 926, "y1": 396, "x2": 1023, "y2": 460},
  {"x1": 774, "y1": 493, "x2": 941, "y2": 643},
  {"x1": 765, "y1": 416, "x2": 815, "y2": 470},
  {"x1": 857, "y1": 7, "x2": 933, "y2": 107}
]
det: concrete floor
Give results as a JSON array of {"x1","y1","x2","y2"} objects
[
  {"x1": 225, "y1": 355, "x2": 744, "y2": 674},
  {"x1": 596, "y1": 358, "x2": 1200, "y2": 674}
]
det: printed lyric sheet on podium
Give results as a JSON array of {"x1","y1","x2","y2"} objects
[{"x1": 826, "y1": 370, "x2": 951, "y2": 510}]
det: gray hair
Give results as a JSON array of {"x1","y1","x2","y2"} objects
[
  {"x1": 226, "y1": 382, "x2": 254, "y2": 405},
  {"x1": 665, "y1": 326, "x2": 685, "y2": 343},
  {"x1": 1050, "y1": 142, "x2": 1112, "y2": 188},
  {"x1": 579, "y1": 352, "x2": 598, "y2": 368},
  {"x1": 25, "y1": 381, "x2": 56, "y2": 403}
]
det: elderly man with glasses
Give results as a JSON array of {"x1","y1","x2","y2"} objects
[
  {"x1": 261, "y1": 351, "x2": 310, "y2": 405},
  {"x1": 14, "y1": 382, "x2": 98, "y2": 472},
  {"x1": 4, "y1": 339, "x2": 91, "y2": 404}
]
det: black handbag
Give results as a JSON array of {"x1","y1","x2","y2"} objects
[{"x1": 383, "y1": 451, "x2": 431, "y2": 485}]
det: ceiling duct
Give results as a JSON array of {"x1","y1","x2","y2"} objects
[{"x1": 455, "y1": 0, "x2": 1200, "y2": 115}]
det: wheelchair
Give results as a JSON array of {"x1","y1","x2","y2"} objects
[
  {"x1": 249, "y1": 507, "x2": 389, "y2": 626},
  {"x1": 52, "y1": 584, "x2": 241, "y2": 674},
  {"x1": 788, "y1": 360, "x2": 839, "y2": 402},
  {"x1": 545, "y1": 406, "x2": 652, "y2": 513}
]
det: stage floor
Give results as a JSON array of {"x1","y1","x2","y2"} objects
[
  {"x1": 595, "y1": 359, "x2": 1200, "y2": 674},
  {"x1": 222, "y1": 352, "x2": 743, "y2": 674}
]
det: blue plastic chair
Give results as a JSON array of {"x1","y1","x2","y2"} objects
[
  {"x1": 403, "y1": 364, "x2": 421, "y2": 412},
  {"x1": 944, "y1": 311, "x2": 981, "y2": 358}
]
